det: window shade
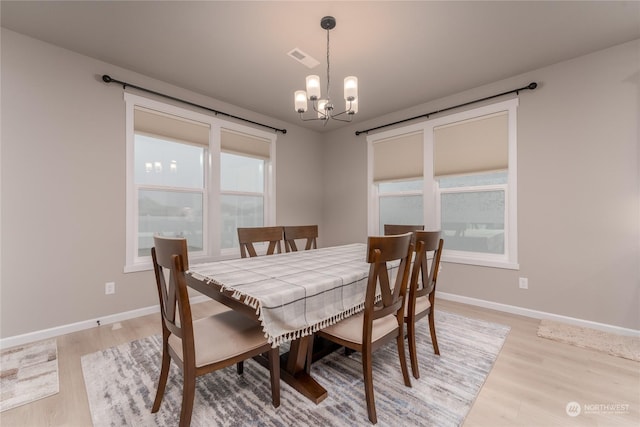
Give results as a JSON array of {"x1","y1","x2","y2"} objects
[
  {"x1": 134, "y1": 107, "x2": 209, "y2": 146},
  {"x1": 434, "y1": 111, "x2": 508, "y2": 177},
  {"x1": 221, "y1": 129, "x2": 271, "y2": 159},
  {"x1": 373, "y1": 132, "x2": 423, "y2": 182}
]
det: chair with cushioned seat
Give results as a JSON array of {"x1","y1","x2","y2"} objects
[
  {"x1": 151, "y1": 235, "x2": 280, "y2": 427},
  {"x1": 405, "y1": 230, "x2": 444, "y2": 379},
  {"x1": 316, "y1": 233, "x2": 413, "y2": 424}
]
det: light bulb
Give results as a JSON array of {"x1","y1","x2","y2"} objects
[
  {"x1": 294, "y1": 90, "x2": 308, "y2": 113},
  {"x1": 306, "y1": 75, "x2": 321, "y2": 100},
  {"x1": 344, "y1": 76, "x2": 358, "y2": 101}
]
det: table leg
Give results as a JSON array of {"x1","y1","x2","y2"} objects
[{"x1": 254, "y1": 335, "x2": 328, "y2": 404}]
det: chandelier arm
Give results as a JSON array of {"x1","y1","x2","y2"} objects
[
  {"x1": 298, "y1": 114, "x2": 329, "y2": 122},
  {"x1": 330, "y1": 116, "x2": 354, "y2": 123},
  {"x1": 296, "y1": 100, "x2": 328, "y2": 122},
  {"x1": 328, "y1": 109, "x2": 354, "y2": 121},
  {"x1": 328, "y1": 100, "x2": 354, "y2": 118},
  {"x1": 310, "y1": 100, "x2": 328, "y2": 119}
]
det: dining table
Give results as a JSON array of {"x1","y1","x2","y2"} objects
[{"x1": 185, "y1": 243, "x2": 375, "y2": 404}]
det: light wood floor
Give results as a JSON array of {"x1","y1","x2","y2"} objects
[{"x1": 1, "y1": 299, "x2": 638, "y2": 426}]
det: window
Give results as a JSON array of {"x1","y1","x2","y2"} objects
[
  {"x1": 135, "y1": 134, "x2": 205, "y2": 257},
  {"x1": 219, "y1": 129, "x2": 270, "y2": 250},
  {"x1": 368, "y1": 129, "x2": 425, "y2": 234},
  {"x1": 125, "y1": 94, "x2": 275, "y2": 272},
  {"x1": 368, "y1": 99, "x2": 518, "y2": 269}
]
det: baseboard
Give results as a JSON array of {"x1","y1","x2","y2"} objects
[
  {"x1": 3, "y1": 292, "x2": 638, "y2": 349},
  {"x1": 0, "y1": 295, "x2": 210, "y2": 349},
  {"x1": 437, "y1": 291, "x2": 640, "y2": 337}
]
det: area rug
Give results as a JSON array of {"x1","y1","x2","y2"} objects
[
  {"x1": 0, "y1": 338, "x2": 59, "y2": 412},
  {"x1": 81, "y1": 311, "x2": 509, "y2": 426},
  {"x1": 537, "y1": 319, "x2": 640, "y2": 362}
]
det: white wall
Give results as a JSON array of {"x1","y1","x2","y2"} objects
[
  {"x1": 2, "y1": 28, "x2": 638, "y2": 340},
  {"x1": 321, "y1": 39, "x2": 640, "y2": 330},
  {"x1": 0, "y1": 29, "x2": 324, "y2": 338}
]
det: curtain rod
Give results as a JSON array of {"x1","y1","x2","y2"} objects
[
  {"x1": 355, "y1": 82, "x2": 537, "y2": 136},
  {"x1": 101, "y1": 75, "x2": 287, "y2": 134}
]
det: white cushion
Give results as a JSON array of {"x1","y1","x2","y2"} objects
[
  {"x1": 168, "y1": 310, "x2": 268, "y2": 368},
  {"x1": 404, "y1": 295, "x2": 431, "y2": 318},
  {"x1": 320, "y1": 311, "x2": 399, "y2": 345}
]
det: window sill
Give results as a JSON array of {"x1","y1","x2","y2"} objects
[
  {"x1": 441, "y1": 254, "x2": 519, "y2": 270},
  {"x1": 124, "y1": 252, "x2": 242, "y2": 273}
]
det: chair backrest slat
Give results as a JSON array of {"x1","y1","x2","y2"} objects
[
  {"x1": 152, "y1": 236, "x2": 193, "y2": 343},
  {"x1": 410, "y1": 231, "x2": 444, "y2": 300},
  {"x1": 364, "y1": 233, "x2": 413, "y2": 325},
  {"x1": 383, "y1": 224, "x2": 425, "y2": 236},
  {"x1": 237, "y1": 226, "x2": 283, "y2": 258},
  {"x1": 384, "y1": 224, "x2": 425, "y2": 246},
  {"x1": 283, "y1": 225, "x2": 318, "y2": 252}
]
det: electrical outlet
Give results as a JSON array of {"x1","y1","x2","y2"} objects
[
  {"x1": 105, "y1": 282, "x2": 115, "y2": 295},
  {"x1": 519, "y1": 277, "x2": 528, "y2": 289}
]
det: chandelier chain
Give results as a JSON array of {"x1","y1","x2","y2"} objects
[{"x1": 326, "y1": 28, "x2": 331, "y2": 102}]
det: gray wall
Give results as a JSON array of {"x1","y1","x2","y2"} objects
[
  {"x1": 1, "y1": 28, "x2": 638, "y2": 339},
  {"x1": 0, "y1": 29, "x2": 324, "y2": 338},
  {"x1": 321, "y1": 39, "x2": 640, "y2": 330}
]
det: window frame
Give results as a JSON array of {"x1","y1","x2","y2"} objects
[
  {"x1": 124, "y1": 93, "x2": 276, "y2": 272},
  {"x1": 367, "y1": 98, "x2": 519, "y2": 269}
]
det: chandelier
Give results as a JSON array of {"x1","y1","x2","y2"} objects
[{"x1": 294, "y1": 16, "x2": 358, "y2": 123}]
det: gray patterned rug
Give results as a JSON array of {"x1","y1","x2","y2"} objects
[
  {"x1": 0, "y1": 338, "x2": 59, "y2": 412},
  {"x1": 81, "y1": 311, "x2": 509, "y2": 426}
]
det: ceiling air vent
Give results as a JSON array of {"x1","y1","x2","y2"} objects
[{"x1": 287, "y1": 48, "x2": 319, "y2": 69}]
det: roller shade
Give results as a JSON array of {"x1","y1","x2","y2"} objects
[
  {"x1": 434, "y1": 111, "x2": 508, "y2": 177},
  {"x1": 221, "y1": 129, "x2": 271, "y2": 159},
  {"x1": 373, "y1": 132, "x2": 423, "y2": 182},
  {"x1": 134, "y1": 107, "x2": 209, "y2": 146}
]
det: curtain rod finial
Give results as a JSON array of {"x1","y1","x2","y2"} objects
[
  {"x1": 528, "y1": 82, "x2": 538, "y2": 90},
  {"x1": 102, "y1": 74, "x2": 112, "y2": 83}
]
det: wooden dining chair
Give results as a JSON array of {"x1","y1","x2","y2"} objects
[
  {"x1": 316, "y1": 233, "x2": 413, "y2": 424},
  {"x1": 151, "y1": 235, "x2": 280, "y2": 426},
  {"x1": 283, "y1": 225, "x2": 318, "y2": 252},
  {"x1": 237, "y1": 226, "x2": 283, "y2": 258},
  {"x1": 383, "y1": 224, "x2": 425, "y2": 236},
  {"x1": 384, "y1": 224, "x2": 424, "y2": 246},
  {"x1": 405, "y1": 231, "x2": 444, "y2": 379}
]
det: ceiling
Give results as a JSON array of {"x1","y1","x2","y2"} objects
[{"x1": 2, "y1": 1, "x2": 639, "y2": 133}]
